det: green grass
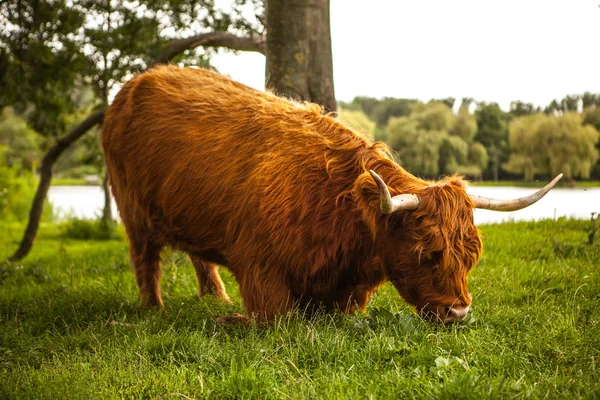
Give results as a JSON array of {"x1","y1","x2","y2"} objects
[
  {"x1": 1, "y1": 218, "x2": 599, "y2": 399},
  {"x1": 51, "y1": 177, "x2": 91, "y2": 186}
]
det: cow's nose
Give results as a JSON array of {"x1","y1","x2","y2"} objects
[{"x1": 443, "y1": 305, "x2": 470, "y2": 323}]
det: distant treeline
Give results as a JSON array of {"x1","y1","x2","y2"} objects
[
  {"x1": 1, "y1": 93, "x2": 599, "y2": 184},
  {"x1": 338, "y1": 94, "x2": 600, "y2": 181}
]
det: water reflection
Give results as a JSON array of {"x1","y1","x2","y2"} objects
[{"x1": 47, "y1": 185, "x2": 600, "y2": 225}]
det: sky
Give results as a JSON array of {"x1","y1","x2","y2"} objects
[{"x1": 211, "y1": 0, "x2": 600, "y2": 111}]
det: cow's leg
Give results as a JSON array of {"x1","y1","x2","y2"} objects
[
  {"x1": 237, "y1": 271, "x2": 295, "y2": 323},
  {"x1": 189, "y1": 255, "x2": 231, "y2": 303},
  {"x1": 127, "y1": 234, "x2": 164, "y2": 308},
  {"x1": 328, "y1": 283, "x2": 373, "y2": 314}
]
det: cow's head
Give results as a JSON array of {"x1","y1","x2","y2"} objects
[{"x1": 356, "y1": 169, "x2": 562, "y2": 323}]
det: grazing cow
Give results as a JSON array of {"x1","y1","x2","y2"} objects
[{"x1": 101, "y1": 66, "x2": 561, "y2": 323}]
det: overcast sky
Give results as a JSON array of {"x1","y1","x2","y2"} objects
[{"x1": 212, "y1": 0, "x2": 600, "y2": 110}]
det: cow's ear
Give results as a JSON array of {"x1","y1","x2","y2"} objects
[
  {"x1": 353, "y1": 171, "x2": 383, "y2": 233},
  {"x1": 443, "y1": 175, "x2": 468, "y2": 190},
  {"x1": 354, "y1": 171, "x2": 380, "y2": 208}
]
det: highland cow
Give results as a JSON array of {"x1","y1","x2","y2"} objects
[{"x1": 101, "y1": 66, "x2": 561, "y2": 323}]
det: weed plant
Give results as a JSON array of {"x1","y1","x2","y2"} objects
[{"x1": 1, "y1": 218, "x2": 598, "y2": 398}]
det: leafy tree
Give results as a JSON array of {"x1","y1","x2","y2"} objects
[
  {"x1": 474, "y1": 102, "x2": 508, "y2": 181},
  {"x1": 583, "y1": 107, "x2": 600, "y2": 179},
  {"x1": 387, "y1": 116, "x2": 445, "y2": 177},
  {"x1": 2, "y1": 0, "x2": 266, "y2": 261},
  {"x1": 431, "y1": 97, "x2": 456, "y2": 109},
  {"x1": 504, "y1": 113, "x2": 599, "y2": 180},
  {"x1": 583, "y1": 107, "x2": 600, "y2": 131},
  {"x1": 582, "y1": 92, "x2": 600, "y2": 109},
  {"x1": 411, "y1": 102, "x2": 454, "y2": 131},
  {"x1": 339, "y1": 96, "x2": 417, "y2": 128},
  {"x1": 452, "y1": 105, "x2": 478, "y2": 142},
  {"x1": 545, "y1": 95, "x2": 581, "y2": 115},
  {"x1": 503, "y1": 114, "x2": 544, "y2": 180},
  {"x1": 371, "y1": 98, "x2": 416, "y2": 127},
  {"x1": 468, "y1": 142, "x2": 489, "y2": 175},
  {"x1": 561, "y1": 95, "x2": 581, "y2": 113},
  {"x1": 336, "y1": 109, "x2": 376, "y2": 141},
  {"x1": 343, "y1": 96, "x2": 380, "y2": 116},
  {"x1": 0, "y1": 108, "x2": 41, "y2": 171},
  {"x1": 509, "y1": 101, "x2": 539, "y2": 117},
  {"x1": 387, "y1": 102, "x2": 488, "y2": 178}
]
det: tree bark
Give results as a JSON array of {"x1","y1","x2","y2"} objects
[
  {"x1": 154, "y1": 31, "x2": 266, "y2": 65},
  {"x1": 266, "y1": 0, "x2": 336, "y2": 112},
  {"x1": 8, "y1": 110, "x2": 106, "y2": 261}
]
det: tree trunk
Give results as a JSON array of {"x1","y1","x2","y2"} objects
[
  {"x1": 266, "y1": 0, "x2": 336, "y2": 112},
  {"x1": 8, "y1": 111, "x2": 105, "y2": 261},
  {"x1": 102, "y1": 169, "x2": 113, "y2": 222},
  {"x1": 492, "y1": 159, "x2": 499, "y2": 182}
]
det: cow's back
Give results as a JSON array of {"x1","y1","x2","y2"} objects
[{"x1": 102, "y1": 66, "x2": 372, "y2": 271}]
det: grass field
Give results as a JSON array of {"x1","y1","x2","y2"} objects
[{"x1": 1, "y1": 218, "x2": 599, "y2": 399}]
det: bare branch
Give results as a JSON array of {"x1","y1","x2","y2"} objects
[{"x1": 153, "y1": 31, "x2": 266, "y2": 66}]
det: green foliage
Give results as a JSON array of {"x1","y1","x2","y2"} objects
[
  {"x1": 553, "y1": 213, "x2": 599, "y2": 257},
  {"x1": 336, "y1": 108, "x2": 376, "y2": 141},
  {"x1": 371, "y1": 98, "x2": 416, "y2": 127},
  {"x1": 0, "y1": 148, "x2": 52, "y2": 222},
  {"x1": 504, "y1": 113, "x2": 600, "y2": 180},
  {"x1": 61, "y1": 218, "x2": 122, "y2": 241},
  {"x1": 451, "y1": 105, "x2": 477, "y2": 142},
  {"x1": 0, "y1": 1, "x2": 87, "y2": 137},
  {"x1": 0, "y1": 218, "x2": 599, "y2": 398},
  {"x1": 438, "y1": 135, "x2": 468, "y2": 173},
  {"x1": 387, "y1": 116, "x2": 445, "y2": 176},
  {"x1": 583, "y1": 107, "x2": 600, "y2": 180},
  {"x1": 0, "y1": 0, "x2": 262, "y2": 131},
  {"x1": 0, "y1": 107, "x2": 41, "y2": 170},
  {"x1": 0, "y1": 0, "x2": 263, "y2": 181},
  {"x1": 339, "y1": 96, "x2": 380, "y2": 116},
  {"x1": 410, "y1": 101, "x2": 454, "y2": 131},
  {"x1": 340, "y1": 96, "x2": 417, "y2": 128},
  {"x1": 509, "y1": 101, "x2": 540, "y2": 117},
  {"x1": 431, "y1": 97, "x2": 456, "y2": 109},
  {"x1": 468, "y1": 142, "x2": 489, "y2": 172},
  {"x1": 386, "y1": 102, "x2": 488, "y2": 178},
  {"x1": 581, "y1": 92, "x2": 600, "y2": 109},
  {"x1": 474, "y1": 102, "x2": 508, "y2": 181}
]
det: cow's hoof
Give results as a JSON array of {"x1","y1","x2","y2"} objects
[{"x1": 215, "y1": 313, "x2": 249, "y2": 326}]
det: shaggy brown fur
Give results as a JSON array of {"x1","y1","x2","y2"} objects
[{"x1": 101, "y1": 65, "x2": 482, "y2": 321}]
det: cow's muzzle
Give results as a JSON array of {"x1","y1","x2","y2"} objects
[
  {"x1": 420, "y1": 293, "x2": 472, "y2": 323},
  {"x1": 421, "y1": 304, "x2": 470, "y2": 323}
]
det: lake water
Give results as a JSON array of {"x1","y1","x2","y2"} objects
[{"x1": 47, "y1": 185, "x2": 600, "y2": 225}]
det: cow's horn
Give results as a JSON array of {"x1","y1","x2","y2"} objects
[
  {"x1": 369, "y1": 170, "x2": 420, "y2": 213},
  {"x1": 470, "y1": 174, "x2": 563, "y2": 211}
]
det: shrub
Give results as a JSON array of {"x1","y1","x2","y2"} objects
[
  {"x1": 0, "y1": 146, "x2": 53, "y2": 222},
  {"x1": 61, "y1": 218, "x2": 122, "y2": 241}
]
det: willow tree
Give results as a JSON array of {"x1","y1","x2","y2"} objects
[
  {"x1": 504, "y1": 113, "x2": 600, "y2": 180},
  {"x1": 386, "y1": 102, "x2": 488, "y2": 179}
]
